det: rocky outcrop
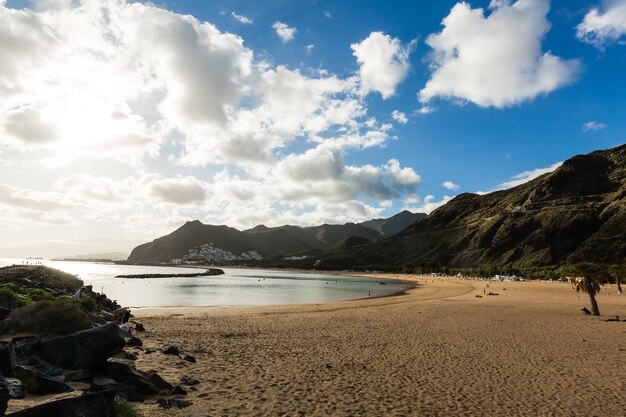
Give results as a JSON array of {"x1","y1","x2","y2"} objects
[
  {"x1": 6, "y1": 389, "x2": 116, "y2": 417},
  {"x1": 0, "y1": 343, "x2": 16, "y2": 376},
  {"x1": 13, "y1": 366, "x2": 72, "y2": 395},
  {"x1": 38, "y1": 323, "x2": 124, "y2": 370}
]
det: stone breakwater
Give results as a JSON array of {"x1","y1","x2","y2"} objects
[{"x1": 114, "y1": 268, "x2": 224, "y2": 279}]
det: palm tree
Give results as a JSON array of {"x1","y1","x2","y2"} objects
[
  {"x1": 573, "y1": 276, "x2": 601, "y2": 316},
  {"x1": 564, "y1": 263, "x2": 607, "y2": 316}
]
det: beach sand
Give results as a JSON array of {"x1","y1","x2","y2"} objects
[
  {"x1": 5, "y1": 276, "x2": 625, "y2": 416},
  {"x1": 123, "y1": 276, "x2": 626, "y2": 416}
]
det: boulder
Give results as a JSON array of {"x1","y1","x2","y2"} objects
[
  {"x1": 13, "y1": 366, "x2": 72, "y2": 395},
  {"x1": 96, "y1": 358, "x2": 159, "y2": 394},
  {"x1": 38, "y1": 323, "x2": 124, "y2": 369},
  {"x1": 64, "y1": 369, "x2": 92, "y2": 383},
  {"x1": 12, "y1": 337, "x2": 40, "y2": 357},
  {"x1": 0, "y1": 377, "x2": 8, "y2": 416},
  {"x1": 134, "y1": 322, "x2": 145, "y2": 332},
  {"x1": 91, "y1": 377, "x2": 143, "y2": 402},
  {"x1": 147, "y1": 371, "x2": 173, "y2": 391},
  {"x1": 5, "y1": 377, "x2": 25, "y2": 399},
  {"x1": 183, "y1": 355, "x2": 196, "y2": 363},
  {"x1": 6, "y1": 388, "x2": 116, "y2": 417},
  {"x1": 163, "y1": 346, "x2": 179, "y2": 356},
  {"x1": 0, "y1": 343, "x2": 16, "y2": 376},
  {"x1": 31, "y1": 364, "x2": 63, "y2": 377}
]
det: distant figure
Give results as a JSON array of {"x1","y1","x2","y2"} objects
[
  {"x1": 368, "y1": 290, "x2": 371, "y2": 297},
  {"x1": 113, "y1": 307, "x2": 131, "y2": 324}
]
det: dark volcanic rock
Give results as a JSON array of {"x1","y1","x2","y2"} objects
[
  {"x1": 96, "y1": 358, "x2": 159, "y2": 395},
  {"x1": 183, "y1": 355, "x2": 196, "y2": 363},
  {"x1": 31, "y1": 364, "x2": 63, "y2": 377},
  {"x1": 91, "y1": 377, "x2": 144, "y2": 402},
  {"x1": 39, "y1": 322, "x2": 125, "y2": 369},
  {"x1": 0, "y1": 377, "x2": 8, "y2": 415},
  {"x1": 163, "y1": 346, "x2": 180, "y2": 356},
  {"x1": 14, "y1": 366, "x2": 72, "y2": 395},
  {"x1": 147, "y1": 371, "x2": 173, "y2": 391},
  {"x1": 5, "y1": 377, "x2": 25, "y2": 399},
  {"x1": 0, "y1": 342, "x2": 16, "y2": 376},
  {"x1": 64, "y1": 369, "x2": 93, "y2": 383},
  {"x1": 6, "y1": 388, "x2": 116, "y2": 417}
]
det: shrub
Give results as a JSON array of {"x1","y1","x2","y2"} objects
[
  {"x1": 0, "y1": 288, "x2": 18, "y2": 302},
  {"x1": 75, "y1": 297, "x2": 97, "y2": 312},
  {"x1": 7, "y1": 300, "x2": 89, "y2": 334},
  {"x1": 113, "y1": 397, "x2": 144, "y2": 417}
]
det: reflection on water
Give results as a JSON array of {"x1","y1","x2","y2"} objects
[{"x1": 0, "y1": 258, "x2": 412, "y2": 308}]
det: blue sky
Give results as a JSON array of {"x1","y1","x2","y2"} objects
[{"x1": 0, "y1": 0, "x2": 624, "y2": 257}]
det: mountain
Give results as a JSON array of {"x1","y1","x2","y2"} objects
[
  {"x1": 314, "y1": 144, "x2": 626, "y2": 270},
  {"x1": 127, "y1": 211, "x2": 423, "y2": 263},
  {"x1": 53, "y1": 252, "x2": 129, "y2": 261},
  {"x1": 359, "y1": 210, "x2": 426, "y2": 237}
]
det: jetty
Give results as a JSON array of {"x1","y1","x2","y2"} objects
[{"x1": 114, "y1": 268, "x2": 224, "y2": 279}]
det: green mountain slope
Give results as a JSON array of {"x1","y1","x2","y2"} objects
[
  {"x1": 127, "y1": 211, "x2": 421, "y2": 263},
  {"x1": 315, "y1": 144, "x2": 626, "y2": 270}
]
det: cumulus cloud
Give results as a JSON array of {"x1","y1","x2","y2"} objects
[
  {"x1": 499, "y1": 161, "x2": 562, "y2": 188},
  {"x1": 231, "y1": 11, "x2": 252, "y2": 25},
  {"x1": 273, "y1": 21, "x2": 296, "y2": 43},
  {"x1": 419, "y1": 0, "x2": 580, "y2": 108},
  {"x1": 404, "y1": 194, "x2": 452, "y2": 214},
  {"x1": 0, "y1": 0, "x2": 425, "y2": 252},
  {"x1": 583, "y1": 121, "x2": 608, "y2": 132},
  {"x1": 391, "y1": 110, "x2": 408, "y2": 124},
  {"x1": 442, "y1": 180, "x2": 460, "y2": 191},
  {"x1": 577, "y1": 0, "x2": 626, "y2": 48},
  {"x1": 351, "y1": 32, "x2": 412, "y2": 99},
  {"x1": 151, "y1": 177, "x2": 209, "y2": 204}
]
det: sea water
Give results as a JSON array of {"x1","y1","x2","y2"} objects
[{"x1": 0, "y1": 258, "x2": 413, "y2": 308}]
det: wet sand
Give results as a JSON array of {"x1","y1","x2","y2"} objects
[{"x1": 128, "y1": 276, "x2": 625, "y2": 416}]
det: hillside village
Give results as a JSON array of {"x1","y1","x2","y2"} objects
[{"x1": 177, "y1": 243, "x2": 263, "y2": 264}]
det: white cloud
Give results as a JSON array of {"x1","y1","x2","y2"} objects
[
  {"x1": 272, "y1": 21, "x2": 296, "y2": 43},
  {"x1": 151, "y1": 176, "x2": 209, "y2": 204},
  {"x1": 499, "y1": 161, "x2": 562, "y2": 188},
  {"x1": 583, "y1": 121, "x2": 608, "y2": 132},
  {"x1": 419, "y1": 0, "x2": 580, "y2": 108},
  {"x1": 231, "y1": 11, "x2": 252, "y2": 25},
  {"x1": 351, "y1": 32, "x2": 413, "y2": 99},
  {"x1": 306, "y1": 44, "x2": 314, "y2": 53},
  {"x1": 0, "y1": 0, "x2": 425, "y2": 252},
  {"x1": 391, "y1": 110, "x2": 408, "y2": 124},
  {"x1": 404, "y1": 194, "x2": 452, "y2": 214},
  {"x1": 442, "y1": 180, "x2": 460, "y2": 191},
  {"x1": 577, "y1": 0, "x2": 626, "y2": 48}
]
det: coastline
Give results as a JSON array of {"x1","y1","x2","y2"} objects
[{"x1": 6, "y1": 275, "x2": 625, "y2": 416}]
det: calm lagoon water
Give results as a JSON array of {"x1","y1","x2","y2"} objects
[{"x1": 0, "y1": 258, "x2": 412, "y2": 308}]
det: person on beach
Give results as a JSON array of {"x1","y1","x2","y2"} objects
[{"x1": 113, "y1": 307, "x2": 131, "y2": 324}]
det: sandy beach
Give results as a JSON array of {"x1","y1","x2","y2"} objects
[{"x1": 111, "y1": 275, "x2": 625, "y2": 416}]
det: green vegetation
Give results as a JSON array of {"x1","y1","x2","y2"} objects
[
  {"x1": 113, "y1": 397, "x2": 144, "y2": 417},
  {"x1": 7, "y1": 299, "x2": 89, "y2": 334}
]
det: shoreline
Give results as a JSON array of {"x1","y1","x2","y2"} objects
[{"x1": 6, "y1": 276, "x2": 625, "y2": 416}]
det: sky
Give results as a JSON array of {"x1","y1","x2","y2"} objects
[{"x1": 0, "y1": 0, "x2": 624, "y2": 258}]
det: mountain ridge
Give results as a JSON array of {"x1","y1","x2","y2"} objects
[
  {"x1": 312, "y1": 144, "x2": 626, "y2": 270},
  {"x1": 127, "y1": 211, "x2": 425, "y2": 263}
]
